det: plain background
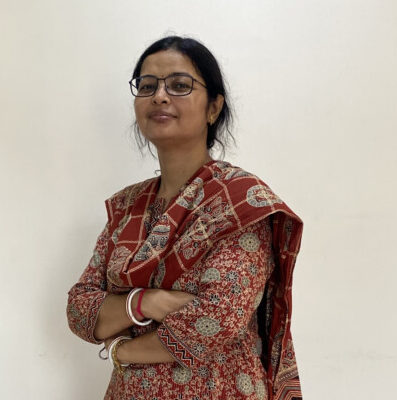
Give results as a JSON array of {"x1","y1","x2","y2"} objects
[{"x1": 1, "y1": 1, "x2": 396, "y2": 399}]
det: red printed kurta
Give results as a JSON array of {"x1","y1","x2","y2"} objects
[{"x1": 67, "y1": 160, "x2": 303, "y2": 400}]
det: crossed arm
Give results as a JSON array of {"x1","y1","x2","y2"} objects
[
  {"x1": 96, "y1": 289, "x2": 196, "y2": 364},
  {"x1": 67, "y1": 219, "x2": 271, "y2": 369}
]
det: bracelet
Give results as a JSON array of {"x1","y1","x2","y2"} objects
[
  {"x1": 98, "y1": 345, "x2": 108, "y2": 360},
  {"x1": 108, "y1": 336, "x2": 131, "y2": 374},
  {"x1": 125, "y1": 291, "x2": 138, "y2": 321},
  {"x1": 108, "y1": 336, "x2": 129, "y2": 366},
  {"x1": 136, "y1": 288, "x2": 147, "y2": 318},
  {"x1": 112, "y1": 338, "x2": 130, "y2": 374},
  {"x1": 126, "y1": 288, "x2": 153, "y2": 326}
]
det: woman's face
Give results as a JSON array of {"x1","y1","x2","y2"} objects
[{"x1": 134, "y1": 50, "x2": 211, "y2": 150}]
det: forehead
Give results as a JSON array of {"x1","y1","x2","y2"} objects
[{"x1": 140, "y1": 50, "x2": 200, "y2": 78}]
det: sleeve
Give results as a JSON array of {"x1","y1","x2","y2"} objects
[
  {"x1": 66, "y1": 222, "x2": 110, "y2": 344},
  {"x1": 157, "y1": 218, "x2": 275, "y2": 369}
]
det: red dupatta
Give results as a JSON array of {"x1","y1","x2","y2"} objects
[{"x1": 105, "y1": 159, "x2": 303, "y2": 399}]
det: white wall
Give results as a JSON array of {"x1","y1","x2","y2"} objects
[{"x1": 1, "y1": 1, "x2": 396, "y2": 398}]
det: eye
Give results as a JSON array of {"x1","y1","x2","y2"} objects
[
  {"x1": 139, "y1": 83, "x2": 156, "y2": 92},
  {"x1": 174, "y1": 81, "x2": 189, "y2": 89},
  {"x1": 168, "y1": 76, "x2": 193, "y2": 93},
  {"x1": 137, "y1": 77, "x2": 157, "y2": 94}
]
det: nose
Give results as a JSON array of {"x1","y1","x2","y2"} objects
[{"x1": 151, "y1": 80, "x2": 170, "y2": 104}]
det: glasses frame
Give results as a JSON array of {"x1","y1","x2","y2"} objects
[{"x1": 129, "y1": 72, "x2": 207, "y2": 97}]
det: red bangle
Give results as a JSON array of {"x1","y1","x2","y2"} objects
[
  {"x1": 136, "y1": 288, "x2": 146, "y2": 318},
  {"x1": 126, "y1": 290, "x2": 143, "y2": 321}
]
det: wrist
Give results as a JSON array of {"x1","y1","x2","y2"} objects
[
  {"x1": 117, "y1": 338, "x2": 133, "y2": 365},
  {"x1": 108, "y1": 336, "x2": 131, "y2": 372},
  {"x1": 130, "y1": 293, "x2": 144, "y2": 321},
  {"x1": 140, "y1": 288, "x2": 157, "y2": 320},
  {"x1": 126, "y1": 288, "x2": 153, "y2": 326}
]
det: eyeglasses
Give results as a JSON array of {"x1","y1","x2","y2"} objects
[{"x1": 129, "y1": 73, "x2": 207, "y2": 97}]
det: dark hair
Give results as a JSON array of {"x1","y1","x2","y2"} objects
[{"x1": 131, "y1": 36, "x2": 235, "y2": 158}]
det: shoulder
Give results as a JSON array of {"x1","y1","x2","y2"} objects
[
  {"x1": 211, "y1": 160, "x2": 282, "y2": 203},
  {"x1": 104, "y1": 177, "x2": 156, "y2": 221},
  {"x1": 211, "y1": 160, "x2": 303, "y2": 224},
  {"x1": 212, "y1": 160, "x2": 265, "y2": 185}
]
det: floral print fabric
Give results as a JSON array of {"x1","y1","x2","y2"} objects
[
  {"x1": 105, "y1": 217, "x2": 274, "y2": 399},
  {"x1": 67, "y1": 160, "x2": 303, "y2": 399}
]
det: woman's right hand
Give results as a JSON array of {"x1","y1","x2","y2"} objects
[{"x1": 141, "y1": 289, "x2": 196, "y2": 322}]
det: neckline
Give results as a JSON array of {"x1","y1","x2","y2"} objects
[{"x1": 152, "y1": 159, "x2": 218, "y2": 214}]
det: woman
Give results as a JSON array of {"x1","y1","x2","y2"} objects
[{"x1": 67, "y1": 36, "x2": 304, "y2": 400}]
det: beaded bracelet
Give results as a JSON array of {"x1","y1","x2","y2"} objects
[{"x1": 126, "y1": 288, "x2": 153, "y2": 326}]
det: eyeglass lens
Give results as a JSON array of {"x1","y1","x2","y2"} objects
[{"x1": 131, "y1": 75, "x2": 194, "y2": 96}]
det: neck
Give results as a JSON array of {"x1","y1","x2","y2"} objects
[{"x1": 156, "y1": 148, "x2": 213, "y2": 198}]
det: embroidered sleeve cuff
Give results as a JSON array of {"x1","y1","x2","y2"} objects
[
  {"x1": 67, "y1": 291, "x2": 109, "y2": 344},
  {"x1": 86, "y1": 291, "x2": 109, "y2": 344},
  {"x1": 157, "y1": 322, "x2": 202, "y2": 369}
]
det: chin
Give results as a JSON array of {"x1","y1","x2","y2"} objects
[{"x1": 143, "y1": 128, "x2": 176, "y2": 139}]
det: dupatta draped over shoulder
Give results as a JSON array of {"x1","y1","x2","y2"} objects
[{"x1": 104, "y1": 160, "x2": 303, "y2": 400}]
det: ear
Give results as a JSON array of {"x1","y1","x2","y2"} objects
[{"x1": 207, "y1": 94, "x2": 224, "y2": 125}]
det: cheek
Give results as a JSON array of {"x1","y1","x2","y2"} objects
[
  {"x1": 134, "y1": 101, "x2": 141, "y2": 117},
  {"x1": 134, "y1": 101, "x2": 146, "y2": 125},
  {"x1": 179, "y1": 99, "x2": 208, "y2": 124}
]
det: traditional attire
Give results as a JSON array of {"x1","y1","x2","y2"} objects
[{"x1": 67, "y1": 159, "x2": 304, "y2": 400}]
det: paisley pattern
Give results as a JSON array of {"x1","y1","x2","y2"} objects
[
  {"x1": 132, "y1": 243, "x2": 152, "y2": 262},
  {"x1": 111, "y1": 214, "x2": 131, "y2": 244},
  {"x1": 147, "y1": 223, "x2": 170, "y2": 251},
  {"x1": 88, "y1": 249, "x2": 101, "y2": 268},
  {"x1": 176, "y1": 177, "x2": 204, "y2": 209},
  {"x1": 148, "y1": 260, "x2": 166, "y2": 289},
  {"x1": 107, "y1": 246, "x2": 131, "y2": 286},
  {"x1": 67, "y1": 159, "x2": 304, "y2": 400},
  {"x1": 246, "y1": 185, "x2": 283, "y2": 208},
  {"x1": 173, "y1": 195, "x2": 233, "y2": 260}
]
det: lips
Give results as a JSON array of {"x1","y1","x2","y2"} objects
[{"x1": 148, "y1": 111, "x2": 176, "y2": 121}]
